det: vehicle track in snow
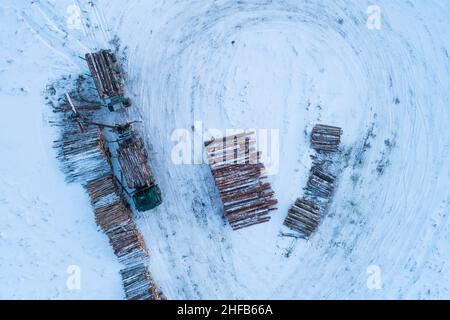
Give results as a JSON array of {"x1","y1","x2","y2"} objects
[{"x1": 111, "y1": 0, "x2": 450, "y2": 299}]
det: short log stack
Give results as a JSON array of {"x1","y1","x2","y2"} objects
[
  {"x1": 311, "y1": 124, "x2": 343, "y2": 152},
  {"x1": 284, "y1": 124, "x2": 343, "y2": 238},
  {"x1": 117, "y1": 136, "x2": 154, "y2": 190},
  {"x1": 284, "y1": 199, "x2": 320, "y2": 237},
  {"x1": 205, "y1": 132, "x2": 278, "y2": 230}
]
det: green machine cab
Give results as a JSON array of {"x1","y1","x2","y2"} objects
[{"x1": 132, "y1": 185, "x2": 162, "y2": 212}]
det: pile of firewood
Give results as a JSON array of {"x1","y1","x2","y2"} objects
[
  {"x1": 120, "y1": 263, "x2": 164, "y2": 300},
  {"x1": 284, "y1": 124, "x2": 342, "y2": 238},
  {"x1": 205, "y1": 132, "x2": 278, "y2": 230},
  {"x1": 85, "y1": 50, "x2": 123, "y2": 99}
]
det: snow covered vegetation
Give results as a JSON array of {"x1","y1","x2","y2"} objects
[{"x1": 0, "y1": 0, "x2": 449, "y2": 299}]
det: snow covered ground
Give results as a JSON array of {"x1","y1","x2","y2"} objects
[{"x1": 0, "y1": 0, "x2": 449, "y2": 299}]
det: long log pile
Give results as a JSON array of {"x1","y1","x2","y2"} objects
[
  {"x1": 50, "y1": 88, "x2": 163, "y2": 300},
  {"x1": 205, "y1": 132, "x2": 278, "y2": 230},
  {"x1": 284, "y1": 124, "x2": 343, "y2": 238},
  {"x1": 117, "y1": 136, "x2": 154, "y2": 190},
  {"x1": 85, "y1": 50, "x2": 123, "y2": 99}
]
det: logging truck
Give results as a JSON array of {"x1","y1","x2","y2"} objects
[
  {"x1": 85, "y1": 50, "x2": 131, "y2": 111},
  {"x1": 84, "y1": 49, "x2": 162, "y2": 211},
  {"x1": 116, "y1": 132, "x2": 162, "y2": 212}
]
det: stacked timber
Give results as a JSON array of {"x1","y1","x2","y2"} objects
[
  {"x1": 53, "y1": 118, "x2": 111, "y2": 184},
  {"x1": 85, "y1": 174, "x2": 148, "y2": 266},
  {"x1": 85, "y1": 174, "x2": 130, "y2": 231},
  {"x1": 305, "y1": 164, "x2": 336, "y2": 199},
  {"x1": 85, "y1": 50, "x2": 123, "y2": 99},
  {"x1": 107, "y1": 221, "x2": 148, "y2": 266},
  {"x1": 311, "y1": 124, "x2": 343, "y2": 152},
  {"x1": 283, "y1": 162, "x2": 338, "y2": 237},
  {"x1": 205, "y1": 132, "x2": 278, "y2": 230},
  {"x1": 117, "y1": 136, "x2": 154, "y2": 190},
  {"x1": 284, "y1": 124, "x2": 343, "y2": 238},
  {"x1": 120, "y1": 263, "x2": 164, "y2": 300},
  {"x1": 284, "y1": 199, "x2": 320, "y2": 238}
]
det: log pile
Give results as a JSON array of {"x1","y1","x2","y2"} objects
[
  {"x1": 311, "y1": 124, "x2": 343, "y2": 152},
  {"x1": 85, "y1": 174, "x2": 149, "y2": 266},
  {"x1": 120, "y1": 263, "x2": 164, "y2": 300},
  {"x1": 117, "y1": 136, "x2": 154, "y2": 190},
  {"x1": 284, "y1": 124, "x2": 343, "y2": 238},
  {"x1": 85, "y1": 50, "x2": 123, "y2": 100},
  {"x1": 205, "y1": 132, "x2": 278, "y2": 230},
  {"x1": 53, "y1": 116, "x2": 111, "y2": 184},
  {"x1": 284, "y1": 199, "x2": 320, "y2": 237},
  {"x1": 85, "y1": 174, "x2": 130, "y2": 231},
  {"x1": 305, "y1": 164, "x2": 337, "y2": 199},
  {"x1": 108, "y1": 222, "x2": 149, "y2": 266}
]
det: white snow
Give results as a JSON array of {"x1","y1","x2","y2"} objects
[{"x1": 0, "y1": 0, "x2": 449, "y2": 299}]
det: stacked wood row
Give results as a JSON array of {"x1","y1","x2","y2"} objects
[
  {"x1": 120, "y1": 263, "x2": 164, "y2": 300},
  {"x1": 117, "y1": 136, "x2": 154, "y2": 190},
  {"x1": 85, "y1": 50, "x2": 123, "y2": 99},
  {"x1": 85, "y1": 174, "x2": 148, "y2": 266},
  {"x1": 205, "y1": 132, "x2": 278, "y2": 230},
  {"x1": 284, "y1": 124, "x2": 343, "y2": 238},
  {"x1": 311, "y1": 124, "x2": 343, "y2": 152},
  {"x1": 53, "y1": 112, "x2": 111, "y2": 184}
]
